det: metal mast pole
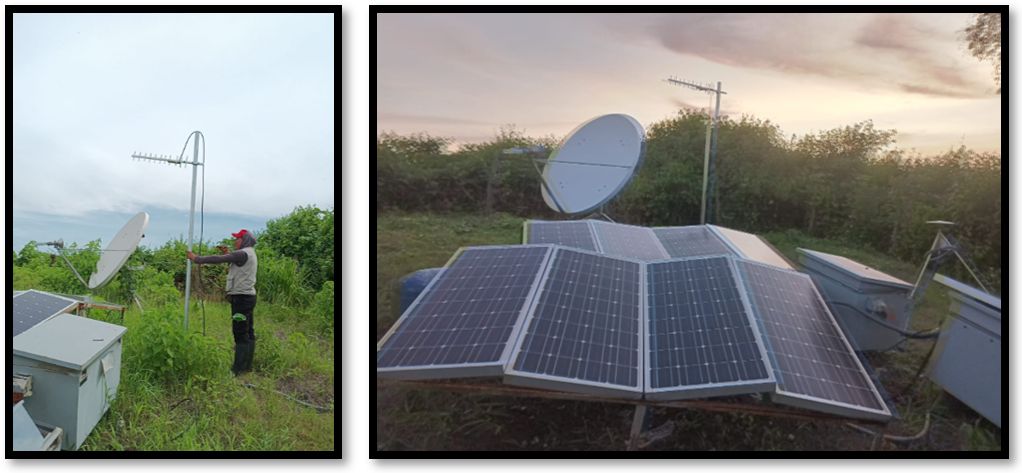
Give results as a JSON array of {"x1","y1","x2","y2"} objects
[
  {"x1": 182, "y1": 132, "x2": 200, "y2": 330},
  {"x1": 664, "y1": 77, "x2": 726, "y2": 224},
  {"x1": 131, "y1": 131, "x2": 205, "y2": 330},
  {"x1": 707, "y1": 81, "x2": 722, "y2": 224},
  {"x1": 700, "y1": 109, "x2": 712, "y2": 224}
]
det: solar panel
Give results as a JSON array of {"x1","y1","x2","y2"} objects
[
  {"x1": 645, "y1": 256, "x2": 775, "y2": 400},
  {"x1": 736, "y1": 260, "x2": 892, "y2": 421},
  {"x1": 591, "y1": 221, "x2": 668, "y2": 261},
  {"x1": 710, "y1": 225, "x2": 794, "y2": 270},
  {"x1": 525, "y1": 220, "x2": 599, "y2": 252},
  {"x1": 13, "y1": 290, "x2": 78, "y2": 337},
  {"x1": 653, "y1": 226, "x2": 736, "y2": 258},
  {"x1": 505, "y1": 247, "x2": 644, "y2": 398},
  {"x1": 377, "y1": 245, "x2": 553, "y2": 379}
]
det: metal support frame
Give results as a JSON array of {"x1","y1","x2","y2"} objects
[
  {"x1": 907, "y1": 223, "x2": 991, "y2": 317},
  {"x1": 530, "y1": 157, "x2": 567, "y2": 214},
  {"x1": 379, "y1": 378, "x2": 886, "y2": 450}
]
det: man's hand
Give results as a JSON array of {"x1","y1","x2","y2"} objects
[
  {"x1": 186, "y1": 251, "x2": 197, "y2": 262},
  {"x1": 216, "y1": 245, "x2": 229, "y2": 255}
]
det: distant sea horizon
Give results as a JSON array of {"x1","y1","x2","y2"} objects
[{"x1": 12, "y1": 207, "x2": 276, "y2": 254}]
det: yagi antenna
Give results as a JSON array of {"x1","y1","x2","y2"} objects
[
  {"x1": 665, "y1": 76, "x2": 727, "y2": 225},
  {"x1": 132, "y1": 131, "x2": 205, "y2": 330}
]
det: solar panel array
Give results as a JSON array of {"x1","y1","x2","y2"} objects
[
  {"x1": 653, "y1": 226, "x2": 736, "y2": 258},
  {"x1": 379, "y1": 224, "x2": 893, "y2": 421},
  {"x1": 13, "y1": 290, "x2": 78, "y2": 337},
  {"x1": 377, "y1": 245, "x2": 552, "y2": 379},
  {"x1": 736, "y1": 260, "x2": 891, "y2": 420},
  {"x1": 526, "y1": 220, "x2": 599, "y2": 251},
  {"x1": 507, "y1": 248, "x2": 643, "y2": 397},
  {"x1": 591, "y1": 221, "x2": 668, "y2": 261},
  {"x1": 645, "y1": 257, "x2": 773, "y2": 399}
]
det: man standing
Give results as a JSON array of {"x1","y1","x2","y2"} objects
[{"x1": 187, "y1": 229, "x2": 259, "y2": 375}]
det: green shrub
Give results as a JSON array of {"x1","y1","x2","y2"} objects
[
  {"x1": 310, "y1": 280, "x2": 334, "y2": 333},
  {"x1": 252, "y1": 326, "x2": 286, "y2": 375},
  {"x1": 127, "y1": 306, "x2": 226, "y2": 383},
  {"x1": 256, "y1": 249, "x2": 312, "y2": 308}
]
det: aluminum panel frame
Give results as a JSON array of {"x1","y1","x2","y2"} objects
[
  {"x1": 643, "y1": 255, "x2": 777, "y2": 401},
  {"x1": 376, "y1": 244, "x2": 556, "y2": 380},
  {"x1": 734, "y1": 259, "x2": 893, "y2": 422},
  {"x1": 504, "y1": 246, "x2": 646, "y2": 399}
]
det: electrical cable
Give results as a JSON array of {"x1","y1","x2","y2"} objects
[
  {"x1": 241, "y1": 382, "x2": 333, "y2": 413},
  {"x1": 826, "y1": 300, "x2": 941, "y2": 340}
]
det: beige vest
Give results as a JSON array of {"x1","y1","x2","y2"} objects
[{"x1": 226, "y1": 247, "x2": 258, "y2": 295}]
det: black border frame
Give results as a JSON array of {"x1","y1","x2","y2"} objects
[
  {"x1": 7, "y1": 4, "x2": 342, "y2": 459},
  {"x1": 372, "y1": 4, "x2": 1008, "y2": 459}
]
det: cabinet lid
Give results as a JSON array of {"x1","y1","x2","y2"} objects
[
  {"x1": 14, "y1": 314, "x2": 126, "y2": 370},
  {"x1": 798, "y1": 248, "x2": 912, "y2": 291},
  {"x1": 934, "y1": 273, "x2": 1001, "y2": 311}
]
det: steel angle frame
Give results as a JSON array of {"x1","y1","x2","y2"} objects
[
  {"x1": 651, "y1": 225, "x2": 737, "y2": 259},
  {"x1": 732, "y1": 259, "x2": 893, "y2": 422},
  {"x1": 642, "y1": 255, "x2": 776, "y2": 401},
  {"x1": 504, "y1": 246, "x2": 646, "y2": 399},
  {"x1": 589, "y1": 220, "x2": 669, "y2": 261},
  {"x1": 376, "y1": 244, "x2": 556, "y2": 380}
]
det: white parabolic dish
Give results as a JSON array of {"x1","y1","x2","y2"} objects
[
  {"x1": 541, "y1": 114, "x2": 645, "y2": 214},
  {"x1": 88, "y1": 212, "x2": 149, "y2": 289}
]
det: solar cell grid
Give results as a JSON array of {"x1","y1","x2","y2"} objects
[
  {"x1": 591, "y1": 221, "x2": 668, "y2": 261},
  {"x1": 653, "y1": 226, "x2": 735, "y2": 258},
  {"x1": 737, "y1": 260, "x2": 890, "y2": 420},
  {"x1": 14, "y1": 290, "x2": 78, "y2": 337},
  {"x1": 377, "y1": 245, "x2": 552, "y2": 379},
  {"x1": 526, "y1": 220, "x2": 599, "y2": 251},
  {"x1": 645, "y1": 257, "x2": 773, "y2": 399},
  {"x1": 507, "y1": 247, "x2": 643, "y2": 397}
]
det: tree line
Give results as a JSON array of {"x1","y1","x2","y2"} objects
[{"x1": 376, "y1": 110, "x2": 1000, "y2": 293}]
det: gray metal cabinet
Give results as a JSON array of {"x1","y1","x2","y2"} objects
[
  {"x1": 797, "y1": 248, "x2": 913, "y2": 351},
  {"x1": 929, "y1": 274, "x2": 1001, "y2": 427},
  {"x1": 13, "y1": 314, "x2": 127, "y2": 450}
]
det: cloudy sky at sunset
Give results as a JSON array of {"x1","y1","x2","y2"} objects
[{"x1": 376, "y1": 13, "x2": 1000, "y2": 156}]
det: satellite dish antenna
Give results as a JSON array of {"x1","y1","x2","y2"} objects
[
  {"x1": 88, "y1": 212, "x2": 149, "y2": 289},
  {"x1": 539, "y1": 114, "x2": 645, "y2": 215}
]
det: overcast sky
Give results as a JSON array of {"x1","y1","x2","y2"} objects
[
  {"x1": 13, "y1": 13, "x2": 334, "y2": 225},
  {"x1": 377, "y1": 13, "x2": 1000, "y2": 156}
]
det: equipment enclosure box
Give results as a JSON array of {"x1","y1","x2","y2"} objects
[
  {"x1": 13, "y1": 314, "x2": 126, "y2": 450},
  {"x1": 928, "y1": 274, "x2": 1001, "y2": 427},
  {"x1": 797, "y1": 248, "x2": 913, "y2": 351}
]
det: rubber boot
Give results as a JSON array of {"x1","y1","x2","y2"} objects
[
  {"x1": 242, "y1": 340, "x2": 255, "y2": 372},
  {"x1": 232, "y1": 341, "x2": 249, "y2": 375}
]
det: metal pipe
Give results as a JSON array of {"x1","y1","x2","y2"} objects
[
  {"x1": 707, "y1": 81, "x2": 722, "y2": 224},
  {"x1": 183, "y1": 131, "x2": 200, "y2": 330}
]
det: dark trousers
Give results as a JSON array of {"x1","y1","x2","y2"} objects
[{"x1": 228, "y1": 294, "x2": 257, "y2": 373}]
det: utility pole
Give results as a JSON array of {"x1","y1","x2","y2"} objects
[
  {"x1": 665, "y1": 77, "x2": 726, "y2": 224},
  {"x1": 132, "y1": 131, "x2": 205, "y2": 330}
]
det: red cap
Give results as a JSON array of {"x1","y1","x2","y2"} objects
[{"x1": 231, "y1": 229, "x2": 249, "y2": 239}]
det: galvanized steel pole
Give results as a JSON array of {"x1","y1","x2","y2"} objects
[
  {"x1": 707, "y1": 81, "x2": 722, "y2": 224},
  {"x1": 664, "y1": 77, "x2": 726, "y2": 224},
  {"x1": 183, "y1": 131, "x2": 201, "y2": 330}
]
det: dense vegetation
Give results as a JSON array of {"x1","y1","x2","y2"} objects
[
  {"x1": 12, "y1": 205, "x2": 335, "y2": 450},
  {"x1": 377, "y1": 111, "x2": 1001, "y2": 293}
]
